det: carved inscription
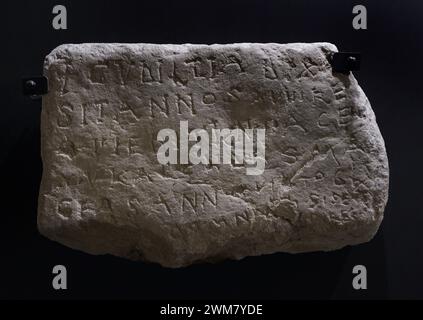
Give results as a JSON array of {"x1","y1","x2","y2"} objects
[{"x1": 38, "y1": 43, "x2": 389, "y2": 267}]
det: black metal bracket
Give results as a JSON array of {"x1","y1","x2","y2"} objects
[
  {"x1": 330, "y1": 52, "x2": 361, "y2": 74},
  {"x1": 22, "y1": 76, "x2": 48, "y2": 99}
]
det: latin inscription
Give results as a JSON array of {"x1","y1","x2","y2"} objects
[{"x1": 43, "y1": 44, "x2": 378, "y2": 232}]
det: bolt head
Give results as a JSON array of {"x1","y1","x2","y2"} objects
[
  {"x1": 26, "y1": 80, "x2": 36, "y2": 89},
  {"x1": 348, "y1": 56, "x2": 357, "y2": 63}
]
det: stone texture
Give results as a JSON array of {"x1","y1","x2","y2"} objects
[{"x1": 38, "y1": 43, "x2": 389, "y2": 267}]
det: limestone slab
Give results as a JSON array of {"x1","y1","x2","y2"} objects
[{"x1": 38, "y1": 43, "x2": 389, "y2": 267}]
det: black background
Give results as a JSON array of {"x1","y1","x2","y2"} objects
[{"x1": 0, "y1": 0, "x2": 422, "y2": 299}]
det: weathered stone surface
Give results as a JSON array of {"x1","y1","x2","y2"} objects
[{"x1": 38, "y1": 43, "x2": 389, "y2": 267}]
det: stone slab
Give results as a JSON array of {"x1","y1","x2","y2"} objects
[{"x1": 38, "y1": 43, "x2": 389, "y2": 267}]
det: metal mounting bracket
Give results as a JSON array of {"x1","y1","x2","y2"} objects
[
  {"x1": 330, "y1": 52, "x2": 361, "y2": 74},
  {"x1": 22, "y1": 76, "x2": 48, "y2": 99}
]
